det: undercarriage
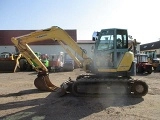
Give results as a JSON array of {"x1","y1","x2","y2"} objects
[
  {"x1": 59, "y1": 74, "x2": 148, "y2": 97},
  {"x1": 34, "y1": 71, "x2": 148, "y2": 98}
]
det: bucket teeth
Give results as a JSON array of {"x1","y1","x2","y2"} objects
[{"x1": 34, "y1": 75, "x2": 58, "y2": 92}]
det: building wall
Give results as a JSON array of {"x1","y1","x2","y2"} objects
[
  {"x1": 0, "y1": 29, "x2": 77, "y2": 45},
  {"x1": 140, "y1": 41, "x2": 160, "y2": 57},
  {"x1": 77, "y1": 44, "x2": 94, "y2": 58},
  {"x1": 0, "y1": 43, "x2": 139, "y2": 59},
  {"x1": 0, "y1": 46, "x2": 16, "y2": 53},
  {"x1": 0, "y1": 43, "x2": 94, "y2": 59},
  {"x1": 141, "y1": 49, "x2": 160, "y2": 54}
]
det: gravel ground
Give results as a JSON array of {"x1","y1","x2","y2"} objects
[{"x1": 0, "y1": 69, "x2": 160, "y2": 120}]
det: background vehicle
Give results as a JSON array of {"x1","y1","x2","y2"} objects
[
  {"x1": 46, "y1": 52, "x2": 74, "y2": 72},
  {"x1": 0, "y1": 52, "x2": 21, "y2": 72},
  {"x1": 150, "y1": 58, "x2": 160, "y2": 71},
  {"x1": 40, "y1": 54, "x2": 50, "y2": 70},
  {"x1": 19, "y1": 52, "x2": 50, "y2": 71},
  {"x1": 11, "y1": 26, "x2": 148, "y2": 97},
  {"x1": 62, "y1": 52, "x2": 74, "y2": 71},
  {"x1": 135, "y1": 53, "x2": 152, "y2": 74},
  {"x1": 147, "y1": 51, "x2": 160, "y2": 71},
  {"x1": 56, "y1": 52, "x2": 74, "y2": 71},
  {"x1": 19, "y1": 52, "x2": 41, "y2": 71},
  {"x1": 19, "y1": 55, "x2": 32, "y2": 71}
]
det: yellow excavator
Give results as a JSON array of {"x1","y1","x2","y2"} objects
[{"x1": 11, "y1": 26, "x2": 148, "y2": 97}]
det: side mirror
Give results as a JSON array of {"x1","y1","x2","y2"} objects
[{"x1": 92, "y1": 31, "x2": 99, "y2": 41}]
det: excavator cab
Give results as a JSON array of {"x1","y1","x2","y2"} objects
[{"x1": 92, "y1": 28, "x2": 134, "y2": 76}]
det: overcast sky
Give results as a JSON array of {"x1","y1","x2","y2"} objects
[{"x1": 0, "y1": 0, "x2": 160, "y2": 44}]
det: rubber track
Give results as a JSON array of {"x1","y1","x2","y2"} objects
[{"x1": 71, "y1": 75, "x2": 148, "y2": 97}]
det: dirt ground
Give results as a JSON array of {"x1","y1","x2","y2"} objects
[{"x1": 0, "y1": 68, "x2": 160, "y2": 120}]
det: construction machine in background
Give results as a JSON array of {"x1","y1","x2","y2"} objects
[
  {"x1": 48, "y1": 52, "x2": 74, "y2": 72},
  {"x1": 62, "y1": 52, "x2": 74, "y2": 71},
  {"x1": 150, "y1": 58, "x2": 160, "y2": 71},
  {"x1": 49, "y1": 52, "x2": 73, "y2": 72},
  {"x1": 19, "y1": 51, "x2": 74, "y2": 72},
  {"x1": 40, "y1": 54, "x2": 50, "y2": 71},
  {"x1": 40, "y1": 52, "x2": 74, "y2": 72},
  {"x1": 147, "y1": 51, "x2": 160, "y2": 71},
  {"x1": 135, "y1": 53, "x2": 152, "y2": 74},
  {"x1": 11, "y1": 26, "x2": 148, "y2": 97},
  {"x1": 19, "y1": 55, "x2": 33, "y2": 71},
  {"x1": 0, "y1": 52, "x2": 21, "y2": 72},
  {"x1": 19, "y1": 52, "x2": 41, "y2": 71}
]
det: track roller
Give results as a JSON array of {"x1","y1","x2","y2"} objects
[{"x1": 34, "y1": 71, "x2": 58, "y2": 91}]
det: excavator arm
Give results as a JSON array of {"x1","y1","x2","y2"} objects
[{"x1": 11, "y1": 26, "x2": 92, "y2": 91}]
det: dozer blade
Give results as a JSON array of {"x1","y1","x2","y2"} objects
[
  {"x1": 0, "y1": 60, "x2": 20, "y2": 73},
  {"x1": 34, "y1": 74, "x2": 59, "y2": 92}
]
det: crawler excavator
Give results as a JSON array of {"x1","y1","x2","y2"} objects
[{"x1": 11, "y1": 26, "x2": 148, "y2": 97}]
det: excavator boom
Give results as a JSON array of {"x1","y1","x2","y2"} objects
[
  {"x1": 12, "y1": 26, "x2": 91, "y2": 71},
  {"x1": 11, "y1": 26, "x2": 91, "y2": 91}
]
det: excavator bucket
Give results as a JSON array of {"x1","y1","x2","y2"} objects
[{"x1": 34, "y1": 72, "x2": 59, "y2": 91}]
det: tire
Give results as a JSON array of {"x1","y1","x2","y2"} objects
[
  {"x1": 136, "y1": 67, "x2": 143, "y2": 73},
  {"x1": 138, "y1": 67, "x2": 144, "y2": 73},
  {"x1": 47, "y1": 66, "x2": 51, "y2": 72},
  {"x1": 136, "y1": 67, "x2": 139, "y2": 73},
  {"x1": 19, "y1": 59, "x2": 27, "y2": 71},
  {"x1": 153, "y1": 67, "x2": 157, "y2": 71},
  {"x1": 147, "y1": 70, "x2": 152, "y2": 74}
]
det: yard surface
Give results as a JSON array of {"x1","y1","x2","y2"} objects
[{"x1": 0, "y1": 69, "x2": 160, "y2": 120}]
